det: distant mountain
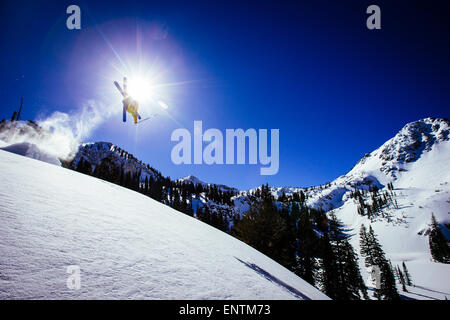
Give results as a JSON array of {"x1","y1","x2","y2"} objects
[
  {"x1": 178, "y1": 174, "x2": 239, "y2": 194},
  {"x1": 70, "y1": 141, "x2": 162, "y2": 183},
  {"x1": 348, "y1": 117, "x2": 449, "y2": 179},
  {"x1": 178, "y1": 174, "x2": 207, "y2": 186}
]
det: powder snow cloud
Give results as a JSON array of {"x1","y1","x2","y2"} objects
[{"x1": 0, "y1": 100, "x2": 117, "y2": 161}]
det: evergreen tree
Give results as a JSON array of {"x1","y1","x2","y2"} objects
[
  {"x1": 336, "y1": 239, "x2": 368, "y2": 300},
  {"x1": 279, "y1": 206, "x2": 297, "y2": 271},
  {"x1": 119, "y1": 167, "x2": 124, "y2": 186},
  {"x1": 359, "y1": 225, "x2": 370, "y2": 260},
  {"x1": 402, "y1": 261, "x2": 412, "y2": 286},
  {"x1": 319, "y1": 214, "x2": 367, "y2": 300},
  {"x1": 300, "y1": 190, "x2": 306, "y2": 204},
  {"x1": 172, "y1": 188, "x2": 180, "y2": 210},
  {"x1": 317, "y1": 233, "x2": 340, "y2": 298},
  {"x1": 396, "y1": 265, "x2": 407, "y2": 292},
  {"x1": 294, "y1": 205, "x2": 317, "y2": 285},
  {"x1": 76, "y1": 158, "x2": 92, "y2": 175},
  {"x1": 380, "y1": 261, "x2": 400, "y2": 299},
  {"x1": 143, "y1": 176, "x2": 149, "y2": 195},
  {"x1": 278, "y1": 191, "x2": 288, "y2": 203},
  {"x1": 290, "y1": 202, "x2": 300, "y2": 222},
  {"x1": 198, "y1": 206, "x2": 211, "y2": 224},
  {"x1": 360, "y1": 225, "x2": 400, "y2": 300},
  {"x1": 429, "y1": 213, "x2": 450, "y2": 263},
  {"x1": 185, "y1": 200, "x2": 194, "y2": 217},
  {"x1": 232, "y1": 186, "x2": 289, "y2": 267}
]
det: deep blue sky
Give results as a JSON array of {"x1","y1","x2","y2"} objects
[{"x1": 0, "y1": 0, "x2": 449, "y2": 190}]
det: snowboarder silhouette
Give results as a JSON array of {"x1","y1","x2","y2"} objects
[{"x1": 114, "y1": 77, "x2": 142, "y2": 124}]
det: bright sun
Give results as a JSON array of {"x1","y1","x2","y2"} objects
[{"x1": 127, "y1": 76, "x2": 153, "y2": 102}]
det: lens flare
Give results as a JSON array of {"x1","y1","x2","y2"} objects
[{"x1": 157, "y1": 100, "x2": 169, "y2": 110}]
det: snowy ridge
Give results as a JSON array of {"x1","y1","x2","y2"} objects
[
  {"x1": 377, "y1": 117, "x2": 449, "y2": 175},
  {"x1": 308, "y1": 118, "x2": 449, "y2": 211},
  {"x1": 344, "y1": 117, "x2": 449, "y2": 180},
  {"x1": 178, "y1": 175, "x2": 239, "y2": 194},
  {"x1": 72, "y1": 141, "x2": 161, "y2": 183},
  {"x1": 235, "y1": 118, "x2": 449, "y2": 212},
  {"x1": 178, "y1": 174, "x2": 207, "y2": 186},
  {"x1": 0, "y1": 149, "x2": 328, "y2": 300}
]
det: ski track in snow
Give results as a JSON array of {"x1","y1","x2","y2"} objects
[{"x1": 0, "y1": 149, "x2": 328, "y2": 300}]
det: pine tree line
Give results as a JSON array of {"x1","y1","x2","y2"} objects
[
  {"x1": 196, "y1": 205, "x2": 229, "y2": 232},
  {"x1": 351, "y1": 184, "x2": 398, "y2": 220}
]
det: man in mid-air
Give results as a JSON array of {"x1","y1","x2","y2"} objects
[{"x1": 114, "y1": 77, "x2": 141, "y2": 124}]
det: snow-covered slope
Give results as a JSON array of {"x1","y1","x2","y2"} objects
[
  {"x1": 0, "y1": 149, "x2": 328, "y2": 300},
  {"x1": 0, "y1": 142, "x2": 61, "y2": 166}
]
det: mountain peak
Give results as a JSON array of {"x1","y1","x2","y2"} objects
[
  {"x1": 377, "y1": 117, "x2": 448, "y2": 175},
  {"x1": 347, "y1": 118, "x2": 449, "y2": 180},
  {"x1": 178, "y1": 175, "x2": 206, "y2": 186},
  {"x1": 178, "y1": 175, "x2": 239, "y2": 194}
]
